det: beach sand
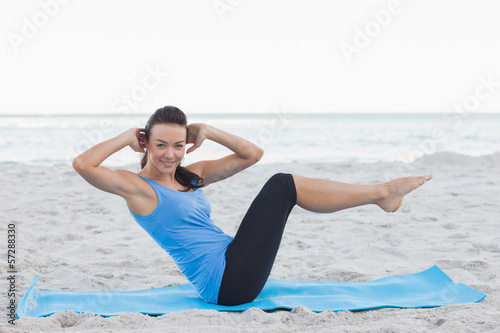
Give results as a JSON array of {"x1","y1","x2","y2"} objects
[{"x1": 1, "y1": 152, "x2": 499, "y2": 332}]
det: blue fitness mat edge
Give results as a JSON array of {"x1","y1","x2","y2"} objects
[{"x1": 16, "y1": 265, "x2": 486, "y2": 318}]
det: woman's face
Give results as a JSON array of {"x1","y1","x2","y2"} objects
[{"x1": 146, "y1": 123, "x2": 186, "y2": 175}]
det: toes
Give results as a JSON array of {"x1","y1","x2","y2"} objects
[{"x1": 417, "y1": 174, "x2": 433, "y2": 185}]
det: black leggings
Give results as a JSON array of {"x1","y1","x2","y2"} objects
[{"x1": 217, "y1": 173, "x2": 297, "y2": 305}]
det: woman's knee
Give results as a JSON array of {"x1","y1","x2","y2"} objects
[
  {"x1": 269, "y1": 172, "x2": 289, "y2": 182},
  {"x1": 266, "y1": 173, "x2": 297, "y2": 204}
]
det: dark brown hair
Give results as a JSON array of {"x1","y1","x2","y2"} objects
[{"x1": 141, "y1": 106, "x2": 203, "y2": 191}]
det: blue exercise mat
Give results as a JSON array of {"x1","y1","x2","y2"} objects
[{"x1": 16, "y1": 266, "x2": 485, "y2": 318}]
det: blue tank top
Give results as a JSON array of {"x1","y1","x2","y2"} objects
[{"x1": 128, "y1": 176, "x2": 233, "y2": 304}]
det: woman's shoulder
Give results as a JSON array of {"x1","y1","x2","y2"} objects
[{"x1": 116, "y1": 169, "x2": 155, "y2": 195}]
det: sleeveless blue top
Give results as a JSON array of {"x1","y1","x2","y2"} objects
[{"x1": 128, "y1": 176, "x2": 233, "y2": 304}]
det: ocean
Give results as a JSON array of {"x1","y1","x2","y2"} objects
[{"x1": 1, "y1": 113, "x2": 499, "y2": 167}]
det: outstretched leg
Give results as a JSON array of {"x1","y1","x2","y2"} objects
[
  {"x1": 218, "y1": 173, "x2": 432, "y2": 306},
  {"x1": 293, "y1": 174, "x2": 433, "y2": 214}
]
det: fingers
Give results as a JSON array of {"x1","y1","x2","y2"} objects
[
  {"x1": 186, "y1": 144, "x2": 198, "y2": 154},
  {"x1": 139, "y1": 134, "x2": 146, "y2": 150},
  {"x1": 132, "y1": 143, "x2": 145, "y2": 153},
  {"x1": 138, "y1": 129, "x2": 146, "y2": 151},
  {"x1": 186, "y1": 135, "x2": 204, "y2": 154},
  {"x1": 128, "y1": 128, "x2": 146, "y2": 153}
]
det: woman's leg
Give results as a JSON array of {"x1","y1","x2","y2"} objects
[
  {"x1": 293, "y1": 174, "x2": 433, "y2": 213},
  {"x1": 217, "y1": 173, "x2": 433, "y2": 305},
  {"x1": 218, "y1": 173, "x2": 297, "y2": 305}
]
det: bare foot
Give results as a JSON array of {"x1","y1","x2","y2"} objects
[{"x1": 376, "y1": 175, "x2": 433, "y2": 213}]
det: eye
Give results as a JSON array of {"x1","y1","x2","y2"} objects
[
  {"x1": 175, "y1": 144, "x2": 184, "y2": 149},
  {"x1": 157, "y1": 144, "x2": 165, "y2": 148}
]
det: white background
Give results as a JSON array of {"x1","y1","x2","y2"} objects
[{"x1": 1, "y1": 0, "x2": 500, "y2": 115}]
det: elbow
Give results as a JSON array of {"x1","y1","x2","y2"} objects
[
  {"x1": 72, "y1": 155, "x2": 87, "y2": 175},
  {"x1": 254, "y1": 146, "x2": 264, "y2": 163}
]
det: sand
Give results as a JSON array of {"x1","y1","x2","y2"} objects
[{"x1": 1, "y1": 152, "x2": 499, "y2": 332}]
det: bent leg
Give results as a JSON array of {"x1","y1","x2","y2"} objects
[
  {"x1": 293, "y1": 174, "x2": 433, "y2": 214},
  {"x1": 218, "y1": 173, "x2": 297, "y2": 305},
  {"x1": 218, "y1": 172, "x2": 432, "y2": 305}
]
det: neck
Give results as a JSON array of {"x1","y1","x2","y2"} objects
[{"x1": 140, "y1": 163, "x2": 178, "y2": 184}]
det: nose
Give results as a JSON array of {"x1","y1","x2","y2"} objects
[{"x1": 163, "y1": 147, "x2": 174, "y2": 159}]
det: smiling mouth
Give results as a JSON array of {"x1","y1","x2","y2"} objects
[{"x1": 161, "y1": 160, "x2": 175, "y2": 167}]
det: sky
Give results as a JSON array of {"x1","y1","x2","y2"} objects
[{"x1": 1, "y1": 0, "x2": 500, "y2": 115}]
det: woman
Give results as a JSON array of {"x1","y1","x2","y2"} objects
[{"x1": 73, "y1": 106, "x2": 432, "y2": 306}]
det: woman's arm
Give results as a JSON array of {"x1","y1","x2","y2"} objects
[
  {"x1": 72, "y1": 128, "x2": 145, "y2": 197},
  {"x1": 185, "y1": 123, "x2": 263, "y2": 186}
]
